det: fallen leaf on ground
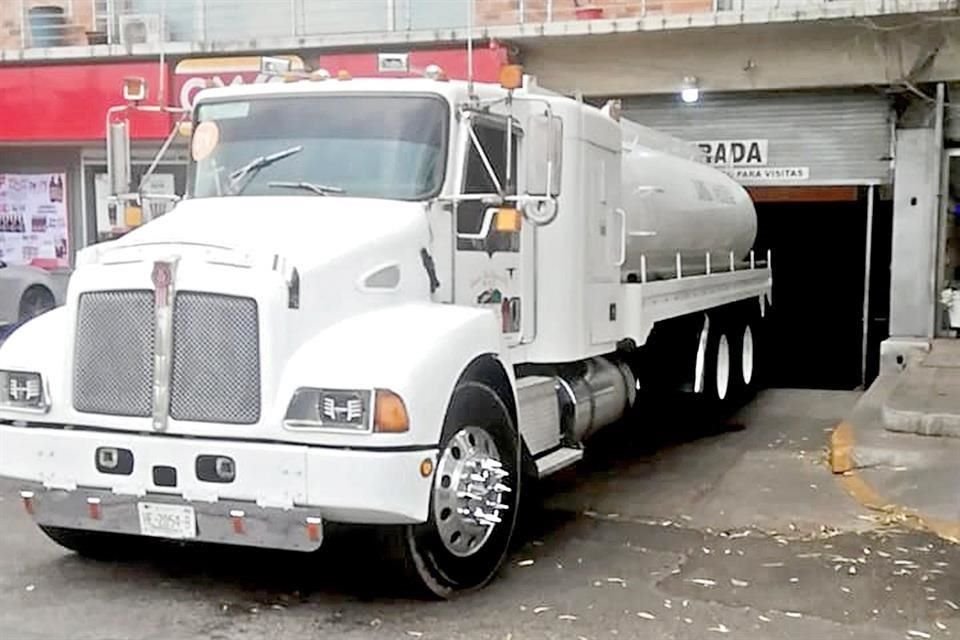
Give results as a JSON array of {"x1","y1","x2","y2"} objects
[
  {"x1": 689, "y1": 579, "x2": 717, "y2": 587},
  {"x1": 637, "y1": 612, "x2": 656, "y2": 620},
  {"x1": 533, "y1": 606, "x2": 551, "y2": 614},
  {"x1": 785, "y1": 612, "x2": 802, "y2": 618},
  {"x1": 906, "y1": 631, "x2": 931, "y2": 639},
  {"x1": 758, "y1": 615, "x2": 771, "y2": 622},
  {"x1": 708, "y1": 624, "x2": 730, "y2": 633},
  {"x1": 558, "y1": 614, "x2": 578, "y2": 621},
  {"x1": 731, "y1": 579, "x2": 749, "y2": 587}
]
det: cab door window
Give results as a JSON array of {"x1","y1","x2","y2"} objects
[{"x1": 457, "y1": 120, "x2": 519, "y2": 252}]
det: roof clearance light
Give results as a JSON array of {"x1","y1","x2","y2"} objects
[
  {"x1": 424, "y1": 64, "x2": 448, "y2": 81},
  {"x1": 499, "y1": 64, "x2": 524, "y2": 91},
  {"x1": 122, "y1": 76, "x2": 147, "y2": 102},
  {"x1": 681, "y1": 76, "x2": 701, "y2": 104},
  {"x1": 337, "y1": 69, "x2": 352, "y2": 81}
]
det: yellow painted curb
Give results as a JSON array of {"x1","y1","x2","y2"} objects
[
  {"x1": 828, "y1": 420, "x2": 960, "y2": 545},
  {"x1": 829, "y1": 421, "x2": 855, "y2": 474}
]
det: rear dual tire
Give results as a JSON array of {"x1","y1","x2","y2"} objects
[{"x1": 700, "y1": 306, "x2": 764, "y2": 416}]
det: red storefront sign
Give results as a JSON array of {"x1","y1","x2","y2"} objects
[
  {"x1": 316, "y1": 45, "x2": 509, "y2": 83},
  {"x1": 0, "y1": 62, "x2": 172, "y2": 142},
  {"x1": 0, "y1": 45, "x2": 511, "y2": 142}
]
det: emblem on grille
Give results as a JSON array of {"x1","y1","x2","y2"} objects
[{"x1": 152, "y1": 261, "x2": 174, "y2": 306}]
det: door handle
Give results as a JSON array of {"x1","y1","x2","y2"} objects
[{"x1": 614, "y1": 208, "x2": 627, "y2": 267}]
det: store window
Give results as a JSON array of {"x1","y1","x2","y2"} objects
[{"x1": 83, "y1": 160, "x2": 187, "y2": 245}]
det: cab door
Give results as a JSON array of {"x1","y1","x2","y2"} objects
[{"x1": 452, "y1": 113, "x2": 535, "y2": 347}]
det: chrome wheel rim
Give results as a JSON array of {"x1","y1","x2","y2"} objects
[
  {"x1": 716, "y1": 334, "x2": 730, "y2": 401},
  {"x1": 433, "y1": 426, "x2": 510, "y2": 558},
  {"x1": 741, "y1": 325, "x2": 755, "y2": 386}
]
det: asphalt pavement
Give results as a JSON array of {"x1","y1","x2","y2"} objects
[{"x1": 2, "y1": 389, "x2": 958, "y2": 640}]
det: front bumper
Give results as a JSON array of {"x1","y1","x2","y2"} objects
[
  {"x1": 1, "y1": 424, "x2": 437, "y2": 549},
  {"x1": 19, "y1": 482, "x2": 328, "y2": 552}
]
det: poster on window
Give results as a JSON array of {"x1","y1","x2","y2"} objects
[{"x1": 0, "y1": 173, "x2": 69, "y2": 270}]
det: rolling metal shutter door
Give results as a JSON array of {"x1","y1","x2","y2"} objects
[{"x1": 621, "y1": 90, "x2": 893, "y2": 185}]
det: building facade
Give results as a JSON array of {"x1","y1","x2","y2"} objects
[{"x1": 1, "y1": 0, "x2": 958, "y2": 389}]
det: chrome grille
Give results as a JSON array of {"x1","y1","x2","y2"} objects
[
  {"x1": 73, "y1": 290, "x2": 261, "y2": 424},
  {"x1": 73, "y1": 290, "x2": 154, "y2": 417},
  {"x1": 169, "y1": 292, "x2": 261, "y2": 424}
]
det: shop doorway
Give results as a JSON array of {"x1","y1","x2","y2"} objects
[{"x1": 750, "y1": 186, "x2": 891, "y2": 390}]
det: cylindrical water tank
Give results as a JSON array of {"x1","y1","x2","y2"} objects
[{"x1": 620, "y1": 145, "x2": 757, "y2": 277}]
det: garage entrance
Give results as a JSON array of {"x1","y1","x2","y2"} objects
[{"x1": 750, "y1": 186, "x2": 892, "y2": 389}]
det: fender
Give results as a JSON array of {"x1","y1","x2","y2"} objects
[
  {"x1": 272, "y1": 302, "x2": 510, "y2": 448},
  {"x1": 0, "y1": 306, "x2": 69, "y2": 398}
]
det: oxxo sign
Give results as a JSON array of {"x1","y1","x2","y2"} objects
[
  {"x1": 696, "y1": 139, "x2": 769, "y2": 167},
  {"x1": 173, "y1": 56, "x2": 306, "y2": 110}
]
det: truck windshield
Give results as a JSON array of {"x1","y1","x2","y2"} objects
[{"x1": 190, "y1": 94, "x2": 449, "y2": 201}]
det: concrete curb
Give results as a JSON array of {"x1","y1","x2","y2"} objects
[{"x1": 827, "y1": 417, "x2": 960, "y2": 545}]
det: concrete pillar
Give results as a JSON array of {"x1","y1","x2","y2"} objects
[{"x1": 889, "y1": 127, "x2": 941, "y2": 339}]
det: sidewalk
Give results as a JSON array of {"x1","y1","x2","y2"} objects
[{"x1": 830, "y1": 339, "x2": 960, "y2": 541}]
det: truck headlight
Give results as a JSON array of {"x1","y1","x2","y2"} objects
[
  {"x1": 0, "y1": 370, "x2": 48, "y2": 412},
  {"x1": 285, "y1": 388, "x2": 372, "y2": 432},
  {"x1": 284, "y1": 388, "x2": 408, "y2": 433}
]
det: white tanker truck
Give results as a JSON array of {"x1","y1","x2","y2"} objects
[{"x1": 0, "y1": 63, "x2": 771, "y2": 597}]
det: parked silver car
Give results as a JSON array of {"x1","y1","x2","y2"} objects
[{"x1": 0, "y1": 262, "x2": 60, "y2": 326}]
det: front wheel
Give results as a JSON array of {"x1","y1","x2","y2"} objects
[{"x1": 390, "y1": 381, "x2": 521, "y2": 598}]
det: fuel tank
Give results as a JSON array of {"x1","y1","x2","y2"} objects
[{"x1": 620, "y1": 143, "x2": 758, "y2": 278}]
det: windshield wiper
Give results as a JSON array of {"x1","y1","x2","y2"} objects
[
  {"x1": 268, "y1": 181, "x2": 345, "y2": 196},
  {"x1": 227, "y1": 145, "x2": 303, "y2": 195}
]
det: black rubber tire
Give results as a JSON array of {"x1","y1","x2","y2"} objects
[
  {"x1": 388, "y1": 380, "x2": 521, "y2": 599},
  {"x1": 38, "y1": 525, "x2": 143, "y2": 560},
  {"x1": 18, "y1": 285, "x2": 55, "y2": 322}
]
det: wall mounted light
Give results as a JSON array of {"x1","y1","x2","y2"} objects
[{"x1": 681, "y1": 76, "x2": 701, "y2": 104}]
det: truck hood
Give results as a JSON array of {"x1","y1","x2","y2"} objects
[{"x1": 111, "y1": 195, "x2": 429, "y2": 270}]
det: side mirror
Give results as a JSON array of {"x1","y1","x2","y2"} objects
[
  {"x1": 107, "y1": 118, "x2": 131, "y2": 197},
  {"x1": 526, "y1": 114, "x2": 563, "y2": 198}
]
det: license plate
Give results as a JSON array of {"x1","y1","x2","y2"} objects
[{"x1": 137, "y1": 502, "x2": 197, "y2": 540}]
